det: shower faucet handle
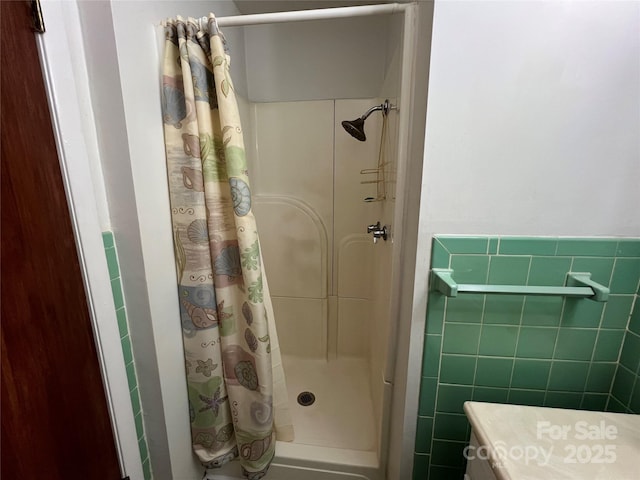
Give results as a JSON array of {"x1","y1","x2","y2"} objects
[
  {"x1": 368, "y1": 222, "x2": 388, "y2": 244},
  {"x1": 372, "y1": 225, "x2": 388, "y2": 244},
  {"x1": 367, "y1": 222, "x2": 381, "y2": 234}
]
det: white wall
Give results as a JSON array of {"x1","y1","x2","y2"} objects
[
  {"x1": 394, "y1": 1, "x2": 640, "y2": 478},
  {"x1": 77, "y1": 1, "x2": 248, "y2": 479},
  {"x1": 36, "y1": 2, "x2": 143, "y2": 477},
  {"x1": 76, "y1": 1, "x2": 173, "y2": 477},
  {"x1": 55, "y1": 1, "x2": 111, "y2": 230},
  {"x1": 422, "y1": 0, "x2": 640, "y2": 237}
]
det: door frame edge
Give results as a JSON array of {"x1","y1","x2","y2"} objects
[{"x1": 35, "y1": 1, "x2": 144, "y2": 478}]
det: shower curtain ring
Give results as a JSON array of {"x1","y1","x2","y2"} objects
[
  {"x1": 212, "y1": 14, "x2": 221, "y2": 34},
  {"x1": 199, "y1": 14, "x2": 221, "y2": 34}
]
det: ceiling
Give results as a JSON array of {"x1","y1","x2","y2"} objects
[{"x1": 234, "y1": 0, "x2": 390, "y2": 15}]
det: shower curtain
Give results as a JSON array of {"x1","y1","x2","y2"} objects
[{"x1": 161, "y1": 15, "x2": 293, "y2": 479}]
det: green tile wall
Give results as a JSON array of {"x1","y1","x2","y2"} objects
[
  {"x1": 414, "y1": 236, "x2": 640, "y2": 480},
  {"x1": 103, "y1": 232, "x2": 153, "y2": 480},
  {"x1": 609, "y1": 294, "x2": 640, "y2": 413}
]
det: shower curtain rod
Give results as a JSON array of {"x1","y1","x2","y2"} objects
[{"x1": 205, "y1": 3, "x2": 409, "y2": 28}]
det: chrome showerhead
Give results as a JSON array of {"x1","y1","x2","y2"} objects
[{"x1": 341, "y1": 99, "x2": 393, "y2": 142}]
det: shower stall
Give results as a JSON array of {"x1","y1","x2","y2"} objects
[
  {"x1": 243, "y1": 97, "x2": 394, "y2": 465},
  {"x1": 213, "y1": 5, "x2": 416, "y2": 478},
  {"x1": 40, "y1": 1, "x2": 429, "y2": 479}
]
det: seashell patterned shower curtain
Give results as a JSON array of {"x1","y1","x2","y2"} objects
[{"x1": 161, "y1": 15, "x2": 293, "y2": 479}]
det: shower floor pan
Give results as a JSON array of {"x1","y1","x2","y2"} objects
[
  {"x1": 281, "y1": 355, "x2": 376, "y2": 451},
  {"x1": 271, "y1": 356, "x2": 380, "y2": 479},
  {"x1": 213, "y1": 356, "x2": 380, "y2": 480}
]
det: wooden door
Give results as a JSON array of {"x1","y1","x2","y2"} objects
[{"x1": 1, "y1": 2, "x2": 123, "y2": 478}]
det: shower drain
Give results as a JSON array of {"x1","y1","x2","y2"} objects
[{"x1": 297, "y1": 391, "x2": 316, "y2": 407}]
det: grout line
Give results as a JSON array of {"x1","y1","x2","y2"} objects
[
  {"x1": 469, "y1": 313, "x2": 482, "y2": 402},
  {"x1": 625, "y1": 328, "x2": 640, "y2": 340},
  {"x1": 507, "y1": 256, "x2": 534, "y2": 398},
  {"x1": 612, "y1": 328, "x2": 628, "y2": 365},
  {"x1": 436, "y1": 381, "x2": 599, "y2": 395},
  {"x1": 524, "y1": 255, "x2": 533, "y2": 286},
  {"x1": 136, "y1": 416, "x2": 146, "y2": 442},
  {"x1": 608, "y1": 257, "x2": 618, "y2": 287},
  {"x1": 626, "y1": 364, "x2": 639, "y2": 413},
  {"x1": 543, "y1": 267, "x2": 572, "y2": 405},
  {"x1": 583, "y1": 282, "x2": 613, "y2": 405},
  {"x1": 627, "y1": 295, "x2": 638, "y2": 332},
  {"x1": 426, "y1": 295, "x2": 448, "y2": 467},
  {"x1": 507, "y1": 297, "x2": 528, "y2": 399},
  {"x1": 423, "y1": 352, "x2": 620, "y2": 362},
  {"x1": 116, "y1": 306, "x2": 129, "y2": 339},
  {"x1": 436, "y1": 238, "x2": 451, "y2": 256},
  {"x1": 484, "y1": 254, "x2": 491, "y2": 285}
]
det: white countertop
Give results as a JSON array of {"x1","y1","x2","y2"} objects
[{"x1": 464, "y1": 401, "x2": 640, "y2": 480}]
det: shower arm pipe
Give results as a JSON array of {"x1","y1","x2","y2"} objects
[
  {"x1": 432, "y1": 269, "x2": 609, "y2": 302},
  {"x1": 360, "y1": 99, "x2": 395, "y2": 120},
  {"x1": 209, "y1": 3, "x2": 409, "y2": 28}
]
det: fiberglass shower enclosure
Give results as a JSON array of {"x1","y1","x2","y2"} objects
[
  {"x1": 178, "y1": 4, "x2": 418, "y2": 479},
  {"x1": 207, "y1": 5, "x2": 416, "y2": 478}
]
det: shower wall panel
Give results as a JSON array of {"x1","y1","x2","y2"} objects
[
  {"x1": 334, "y1": 99, "x2": 384, "y2": 359},
  {"x1": 251, "y1": 101, "x2": 333, "y2": 358},
  {"x1": 247, "y1": 98, "x2": 386, "y2": 360},
  {"x1": 369, "y1": 19, "x2": 403, "y2": 450},
  {"x1": 366, "y1": 97, "x2": 400, "y2": 454}
]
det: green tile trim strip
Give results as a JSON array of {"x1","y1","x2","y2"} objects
[
  {"x1": 414, "y1": 235, "x2": 640, "y2": 478},
  {"x1": 102, "y1": 232, "x2": 153, "y2": 480},
  {"x1": 435, "y1": 236, "x2": 640, "y2": 259}
]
